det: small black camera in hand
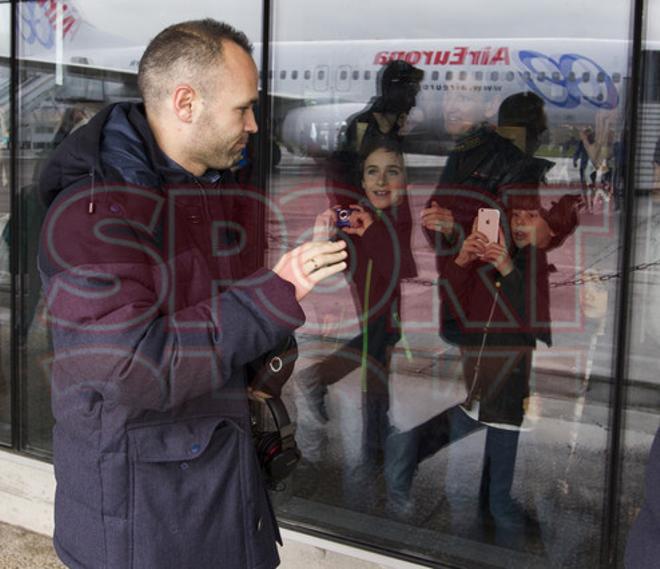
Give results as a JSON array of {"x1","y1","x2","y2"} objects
[{"x1": 334, "y1": 207, "x2": 354, "y2": 229}]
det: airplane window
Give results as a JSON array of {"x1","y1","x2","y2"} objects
[
  {"x1": 432, "y1": 71, "x2": 439, "y2": 81},
  {"x1": 292, "y1": 70, "x2": 298, "y2": 80},
  {"x1": 568, "y1": 71, "x2": 576, "y2": 82},
  {"x1": 280, "y1": 70, "x2": 287, "y2": 80},
  {"x1": 552, "y1": 71, "x2": 561, "y2": 81},
  {"x1": 304, "y1": 70, "x2": 311, "y2": 80},
  {"x1": 506, "y1": 71, "x2": 515, "y2": 81},
  {"x1": 537, "y1": 71, "x2": 546, "y2": 81},
  {"x1": 475, "y1": 71, "x2": 483, "y2": 81},
  {"x1": 582, "y1": 72, "x2": 590, "y2": 82},
  {"x1": 364, "y1": 70, "x2": 371, "y2": 80},
  {"x1": 352, "y1": 70, "x2": 359, "y2": 80},
  {"x1": 613, "y1": 72, "x2": 621, "y2": 83},
  {"x1": 318, "y1": 70, "x2": 325, "y2": 80},
  {"x1": 523, "y1": 71, "x2": 532, "y2": 81},
  {"x1": 490, "y1": 71, "x2": 499, "y2": 81},
  {"x1": 459, "y1": 71, "x2": 467, "y2": 81},
  {"x1": 446, "y1": 71, "x2": 453, "y2": 80},
  {"x1": 340, "y1": 70, "x2": 348, "y2": 80},
  {"x1": 597, "y1": 71, "x2": 606, "y2": 83}
]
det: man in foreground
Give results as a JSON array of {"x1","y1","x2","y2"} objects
[{"x1": 38, "y1": 19, "x2": 345, "y2": 569}]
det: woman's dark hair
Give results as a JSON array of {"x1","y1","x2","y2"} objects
[
  {"x1": 541, "y1": 194, "x2": 581, "y2": 250},
  {"x1": 505, "y1": 191, "x2": 580, "y2": 251},
  {"x1": 358, "y1": 136, "x2": 404, "y2": 171}
]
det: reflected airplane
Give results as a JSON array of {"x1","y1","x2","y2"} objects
[{"x1": 0, "y1": 0, "x2": 644, "y2": 159}]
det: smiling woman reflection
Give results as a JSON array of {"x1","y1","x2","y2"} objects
[{"x1": 298, "y1": 138, "x2": 417, "y2": 487}]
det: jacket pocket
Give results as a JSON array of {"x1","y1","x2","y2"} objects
[{"x1": 127, "y1": 416, "x2": 249, "y2": 569}]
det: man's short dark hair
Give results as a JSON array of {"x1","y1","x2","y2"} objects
[{"x1": 138, "y1": 19, "x2": 253, "y2": 107}]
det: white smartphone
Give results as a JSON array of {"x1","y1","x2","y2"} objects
[{"x1": 477, "y1": 208, "x2": 500, "y2": 244}]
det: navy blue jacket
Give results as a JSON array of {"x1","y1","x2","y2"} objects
[{"x1": 38, "y1": 102, "x2": 304, "y2": 569}]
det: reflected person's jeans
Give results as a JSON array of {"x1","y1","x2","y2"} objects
[
  {"x1": 302, "y1": 313, "x2": 399, "y2": 463},
  {"x1": 446, "y1": 409, "x2": 523, "y2": 547},
  {"x1": 386, "y1": 405, "x2": 524, "y2": 547}
]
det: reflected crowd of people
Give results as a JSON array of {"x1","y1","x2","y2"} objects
[
  {"x1": 293, "y1": 60, "x2": 592, "y2": 553},
  {"x1": 5, "y1": 49, "x2": 654, "y2": 565}
]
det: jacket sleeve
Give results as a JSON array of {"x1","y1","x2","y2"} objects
[
  {"x1": 422, "y1": 186, "x2": 472, "y2": 276},
  {"x1": 497, "y1": 265, "x2": 526, "y2": 324},
  {"x1": 358, "y1": 222, "x2": 396, "y2": 282},
  {"x1": 39, "y1": 185, "x2": 305, "y2": 413},
  {"x1": 493, "y1": 246, "x2": 550, "y2": 335},
  {"x1": 441, "y1": 258, "x2": 474, "y2": 322}
]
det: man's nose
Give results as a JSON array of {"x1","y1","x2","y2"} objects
[{"x1": 245, "y1": 109, "x2": 258, "y2": 133}]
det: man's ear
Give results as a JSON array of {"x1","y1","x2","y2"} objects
[{"x1": 171, "y1": 84, "x2": 196, "y2": 123}]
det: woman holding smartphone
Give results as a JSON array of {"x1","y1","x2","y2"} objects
[{"x1": 386, "y1": 192, "x2": 560, "y2": 544}]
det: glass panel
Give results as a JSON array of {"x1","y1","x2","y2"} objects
[
  {"x1": 619, "y1": 0, "x2": 660, "y2": 566},
  {"x1": 0, "y1": 1, "x2": 11, "y2": 445},
  {"x1": 16, "y1": 0, "x2": 261, "y2": 453},
  {"x1": 269, "y1": 1, "x2": 634, "y2": 567}
]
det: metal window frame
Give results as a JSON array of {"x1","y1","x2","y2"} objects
[
  {"x1": 7, "y1": 0, "x2": 19, "y2": 452},
  {"x1": 601, "y1": 0, "x2": 645, "y2": 566}
]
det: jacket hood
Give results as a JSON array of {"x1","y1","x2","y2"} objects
[
  {"x1": 39, "y1": 102, "x2": 210, "y2": 208},
  {"x1": 39, "y1": 103, "x2": 114, "y2": 207}
]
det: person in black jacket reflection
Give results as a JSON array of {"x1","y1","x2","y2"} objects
[
  {"x1": 299, "y1": 137, "x2": 417, "y2": 472},
  {"x1": 386, "y1": 192, "x2": 565, "y2": 543},
  {"x1": 386, "y1": 91, "x2": 578, "y2": 541},
  {"x1": 326, "y1": 60, "x2": 423, "y2": 199}
]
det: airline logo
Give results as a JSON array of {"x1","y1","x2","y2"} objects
[
  {"x1": 376, "y1": 47, "x2": 619, "y2": 110},
  {"x1": 518, "y1": 50, "x2": 618, "y2": 110},
  {"x1": 20, "y1": 0, "x2": 81, "y2": 49},
  {"x1": 374, "y1": 47, "x2": 511, "y2": 66}
]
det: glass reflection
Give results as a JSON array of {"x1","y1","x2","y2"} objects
[{"x1": 270, "y1": 1, "x2": 634, "y2": 566}]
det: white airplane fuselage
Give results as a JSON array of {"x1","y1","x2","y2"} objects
[{"x1": 2, "y1": 3, "x2": 635, "y2": 158}]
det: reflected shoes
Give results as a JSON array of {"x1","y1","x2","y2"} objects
[
  {"x1": 478, "y1": 498, "x2": 541, "y2": 549},
  {"x1": 299, "y1": 372, "x2": 329, "y2": 424},
  {"x1": 385, "y1": 495, "x2": 415, "y2": 523}
]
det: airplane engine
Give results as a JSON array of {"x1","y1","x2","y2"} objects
[{"x1": 278, "y1": 102, "x2": 365, "y2": 158}]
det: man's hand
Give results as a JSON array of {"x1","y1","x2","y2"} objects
[
  {"x1": 421, "y1": 200, "x2": 455, "y2": 236},
  {"x1": 342, "y1": 204, "x2": 374, "y2": 237},
  {"x1": 273, "y1": 240, "x2": 347, "y2": 301},
  {"x1": 247, "y1": 386, "x2": 271, "y2": 401}
]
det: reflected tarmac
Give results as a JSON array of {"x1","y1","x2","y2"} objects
[{"x1": 269, "y1": 149, "x2": 660, "y2": 568}]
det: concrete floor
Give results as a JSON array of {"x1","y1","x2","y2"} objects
[
  {"x1": 0, "y1": 523, "x2": 390, "y2": 569},
  {"x1": 0, "y1": 523, "x2": 64, "y2": 569}
]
